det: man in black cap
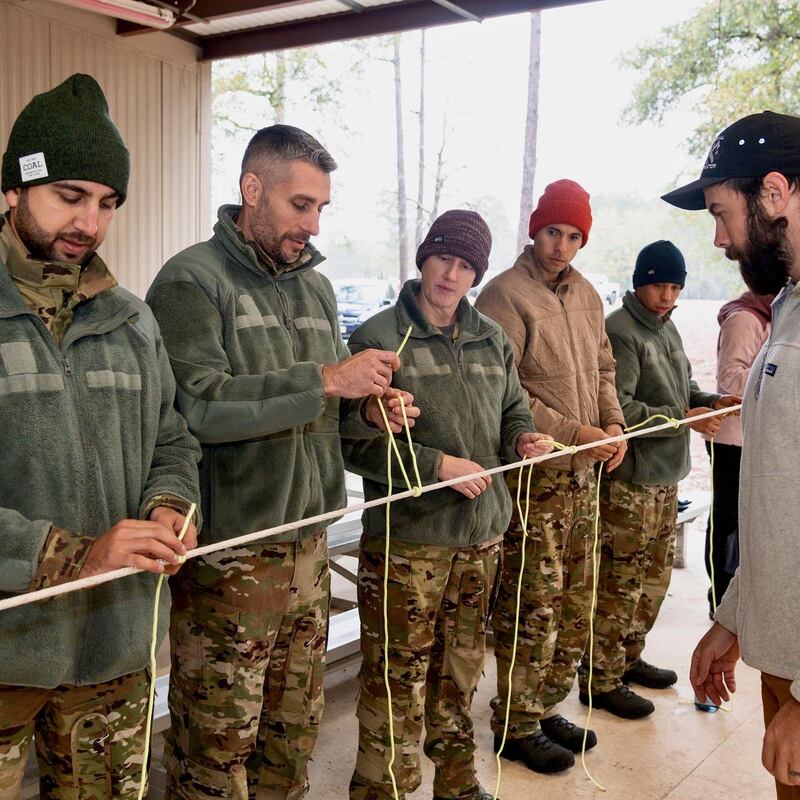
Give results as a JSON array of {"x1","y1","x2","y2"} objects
[
  {"x1": 665, "y1": 111, "x2": 800, "y2": 799},
  {"x1": 577, "y1": 240, "x2": 736, "y2": 720},
  {"x1": 0, "y1": 74, "x2": 201, "y2": 797}
]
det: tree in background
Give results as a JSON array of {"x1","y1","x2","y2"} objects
[
  {"x1": 621, "y1": 0, "x2": 800, "y2": 156},
  {"x1": 213, "y1": 50, "x2": 344, "y2": 138},
  {"x1": 516, "y1": 12, "x2": 542, "y2": 253}
]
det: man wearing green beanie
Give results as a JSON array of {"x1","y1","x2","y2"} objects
[
  {"x1": 577, "y1": 240, "x2": 738, "y2": 719},
  {"x1": 0, "y1": 74, "x2": 201, "y2": 797}
]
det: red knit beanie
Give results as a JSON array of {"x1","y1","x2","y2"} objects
[{"x1": 528, "y1": 179, "x2": 592, "y2": 247}]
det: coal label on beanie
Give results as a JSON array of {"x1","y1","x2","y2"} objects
[{"x1": 19, "y1": 152, "x2": 48, "y2": 181}]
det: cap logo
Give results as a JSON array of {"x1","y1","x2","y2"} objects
[
  {"x1": 647, "y1": 268, "x2": 656, "y2": 275},
  {"x1": 19, "y1": 152, "x2": 48, "y2": 181},
  {"x1": 703, "y1": 135, "x2": 723, "y2": 172},
  {"x1": 433, "y1": 235, "x2": 444, "y2": 243}
]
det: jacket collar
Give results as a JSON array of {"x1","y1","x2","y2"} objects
[
  {"x1": 622, "y1": 289, "x2": 674, "y2": 332},
  {"x1": 512, "y1": 244, "x2": 580, "y2": 290},
  {"x1": 213, "y1": 204, "x2": 325, "y2": 281},
  {"x1": 395, "y1": 279, "x2": 494, "y2": 343}
]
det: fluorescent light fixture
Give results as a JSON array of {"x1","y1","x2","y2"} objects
[{"x1": 52, "y1": 0, "x2": 175, "y2": 29}]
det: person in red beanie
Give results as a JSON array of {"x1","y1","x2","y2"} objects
[{"x1": 475, "y1": 179, "x2": 626, "y2": 774}]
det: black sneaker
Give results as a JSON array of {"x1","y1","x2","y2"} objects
[
  {"x1": 540, "y1": 713, "x2": 597, "y2": 753},
  {"x1": 623, "y1": 659, "x2": 678, "y2": 689},
  {"x1": 493, "y1": 731, "x2": 574, "y2": 774},
  {"x1": 579, "y1": 685, "x2": 655, "y2": 719},
  {"x1": 433, "y1": 786, "x2": 498, "y2": 800}
]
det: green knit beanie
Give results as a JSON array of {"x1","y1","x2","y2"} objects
[{"x1": 1, "y1": 74, "x2": 129, "y2": 205}]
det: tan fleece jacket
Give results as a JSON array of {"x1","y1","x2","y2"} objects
[{"x1": 475, "y1": 246, "x2": 624, "y2": 470}]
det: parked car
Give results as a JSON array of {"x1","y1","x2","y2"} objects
[
  {"x1": 334, "y1": 278, "x2": 397, "y2": 340},
  {"x1": 584, "y1": 272, "x2": 620, "y2": 306}
]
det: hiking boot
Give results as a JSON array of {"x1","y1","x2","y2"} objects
[
  {"x1": 433, "y1": 786, "x2": 497, "y2": 800},
  {"x1": 623, "y1": 659, "x2": 678, "y2": 689},
  {"x1": 493, "y1": 730, "x2": 574, "y2": 774},
  {"x1": 580, "y1": 685, "x2": 655, "y2": 719},
  {"x1": 540, "y1": 713, "x2": 597, "y2": 753}
]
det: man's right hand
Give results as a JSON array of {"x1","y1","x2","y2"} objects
[
  {"x1": 576, "y1": 425, "x2": 619, "y2": 462},
  {"x1": 438, "y1": 455, "x2": 491, "y2": 500},
  {"x1": 322, "y1": 349, "x2": 401, "y2": 399},
  {"x1": 690, "y1": 621, "x2": 740, "y2": 706},
  {"x1": 81, "y1": 519, "x2": 190, "y2": 578}
]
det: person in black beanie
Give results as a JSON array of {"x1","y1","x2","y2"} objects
[{"x1": 576, "y1": 240, "x2": 739, "y2": 720}]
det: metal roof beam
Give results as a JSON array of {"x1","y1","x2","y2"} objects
[
  {"x1": 201, "y1": 0, "x2": 596, "y2": 60},
  {"x1": 429, "y1": 0, "x2": 481, "y2": 23}
]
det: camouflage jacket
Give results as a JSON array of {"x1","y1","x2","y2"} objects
[
  {"x1": 606, "y1": 291, "x2": 719, "y2": 486},
  {"x1": 147, "y1": 205, "x2": 373, "y2": 546},
  {"x1": 342, "y1": 280, "x2": 535, "y2": 548},
  {"x1": 0, "y1": 229, "x2": 200, "y2": 688}
]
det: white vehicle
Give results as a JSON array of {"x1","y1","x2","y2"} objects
[{"x1": 583, "y1": 272, "x2": 619, "y2": 306}]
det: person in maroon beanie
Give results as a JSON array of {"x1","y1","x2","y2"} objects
[{"x1": 476, "y1": 179, "x2": 626, "y2": 774}]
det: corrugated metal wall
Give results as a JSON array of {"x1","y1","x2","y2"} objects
[{"x1": 0, "y1": 0, "x2": 211, "y2": 298}]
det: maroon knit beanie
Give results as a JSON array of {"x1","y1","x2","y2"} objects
[
  {"x1": 528, "y1": 179, "x2": 592, "y2": 247},
  {"x1": 416, "y1": 209, "x2": 492, "y2": 286}
]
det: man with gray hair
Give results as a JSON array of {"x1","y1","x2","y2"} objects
[{"x1": 148, "y1": 124, "x2": 416, "y2": 799}]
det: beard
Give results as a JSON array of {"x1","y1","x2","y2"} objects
[
  {"x1": 249, "y1": 204, "x2": 309, "y2": 266},
  {"x1": 727, "y1": 201, "x2": 793, "y2": 295},
  {"x1": 14, "y1": 192, "x2": 96, "y2": 264}
]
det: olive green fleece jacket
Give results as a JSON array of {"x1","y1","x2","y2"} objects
[
  {"x1": 0, "y1": 241, "x2": 200, "y2": 688},
  {"x1": 607, "y1": 291, "x2": 719, "y2": 486},
  {"x1": 147, "y1": 205, "x2": 373, "y2": 545},
  {"x1": 342, "y1": 280, "x2": 535, "y2": 548}
]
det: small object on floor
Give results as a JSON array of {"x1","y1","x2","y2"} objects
[
  {"x1": 677, "y1": 498, "x2": 692, "y2": 513},
  {"x1": 694, "y1": 699, "x2": 719, "y2": 713},
  {"x1": 580, "y1": 684, "x2": 655, "y2": 719},
  {"x1": 433, "y1": 785, "x2": 499, "y2": 800},
  {"x1": 623, "y1": 659, "x2": 678, "y2": 689},
  {"x1": 494, "y1": 730, "x2": 575, "y2": 774},
  {"x1": 540, "y1": 713, "x2": 597, "y2": 753}
]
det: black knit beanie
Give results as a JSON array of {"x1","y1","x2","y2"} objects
[
  {"x1": 633, "y1": 240, "x2": 687, "y2": 288},
  {"x1": 2, "y1": 74, "x2": 130, "y2": 205},
  {"x1": 416, "y1": 210, "x2": 492, "y2": 286}
]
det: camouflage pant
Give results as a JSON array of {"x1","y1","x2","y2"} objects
[
  {"x1": 349, "y1": 535, "x2": 501, "y2": 800},
  {"x1": 0, "y1": 670, "x2": 148, "y2": 799},
  {"x1": 579, "y1": 480, "x2": 677, "y2": 693},
  {"x1": 491, "y1": 467, "x2": 596, "y2": 738},
  {"x1": 163, "y1": 530, "x2": 329, "y2": 800}
]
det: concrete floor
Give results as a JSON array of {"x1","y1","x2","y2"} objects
[
  {"x1": 22, "y1": 514, "x2": 775, "y2": 800},
  {"x1": 304, "y1": 514, "x2": 774, "y2": 800}
]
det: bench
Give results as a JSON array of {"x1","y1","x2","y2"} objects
[{"x1": 673, "y1": 489, "x2": 711, "y2": 569}]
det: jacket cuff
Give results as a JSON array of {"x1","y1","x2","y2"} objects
[
  {"x1": 713, "y1": 599, "x2": 738, "y2": 634},
  {"x1": 140, "y1": 493, "x2": 194, "y2": 521},
  {"x1": 31, "y1": 526, "x2": 95, "y2": 590}
]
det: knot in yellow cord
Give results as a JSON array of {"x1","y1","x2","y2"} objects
[
  {"x1": 411, "y1": 486, "x2": 422, "y2": 498},
  {"x1": 625, "y1": 413, "x2": 681, "y2": 433}
]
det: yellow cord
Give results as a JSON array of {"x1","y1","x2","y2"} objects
[
  {"x1": 493, "y1": 462, "x2": 534, "y2": 800},
  {"x1": 137, "y1": 502, "x2": 196, "y2": 800},
  {"x1": 580, "y1": 463, "x2": 607, "y2": 792},
  {"x1": 379, "y1": 325, "x2": 419, "y2": 800},
  {"x1": 708, "y1": 437, "x2": 717, "y2": 615}
]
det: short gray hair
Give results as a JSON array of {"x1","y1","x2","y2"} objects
[{"x1": 240, "y1": 124, "x2": 337, "y2": 188}]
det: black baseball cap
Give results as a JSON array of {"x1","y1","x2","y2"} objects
[{"x1": 662, "y1": 111, "x2": 800, "y2": 210}]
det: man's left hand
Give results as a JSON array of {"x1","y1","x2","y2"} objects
[
  {"x1": 148, "y1": 506, "x2": 197, "y2": 576},
  {"x1": 516, "y1": 432, "x2": 555, "y2": 459},
  {"x1": 713, "y1": 395, "x2": 742, "y2": 412},
  {"x1": 365, "y1": 389, "x2": 420, "y2": 433},
  {"x1": 763, "y1": 697, "x2": 800, "y2": 787},
  {"x1": 603, "y1": 424, "x2": 627, "y2": 472}
]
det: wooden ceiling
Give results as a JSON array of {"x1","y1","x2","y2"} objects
[{"x1": 118, "y1": 0, "x2": 597, "y2": 60}]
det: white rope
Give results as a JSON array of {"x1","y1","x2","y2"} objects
[{"x1": 0, "y1": 404, "x2": 740, "y2": 613}]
